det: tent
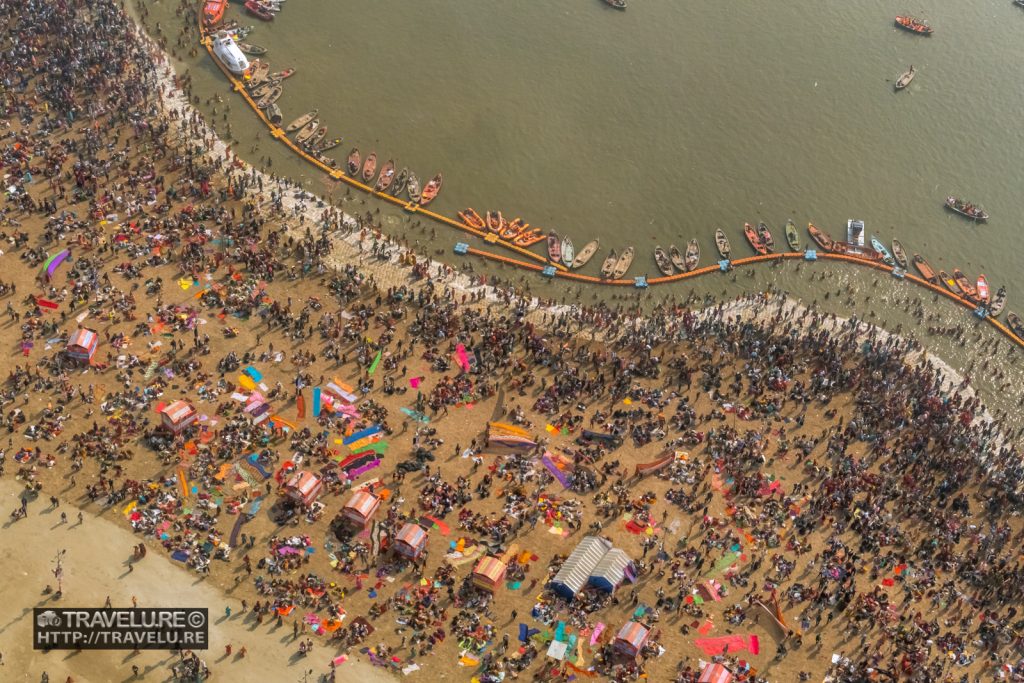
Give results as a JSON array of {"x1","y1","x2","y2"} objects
[
  {"x1": 588, "y1": 548, "x2": 633, "y2": 593},
  {"x1": 66, "y1": 328, "x2": 99, "y2": 363},
  {"x1": 549, "y1": 535, "x2": 612, "y2": 600},
  {"x1": 160, "y1": 400, "x2": 197, "y2": 433},
  {"x1": 699, "y1": 662, "x2": 733, "y2": 683},
  {"x1": 392, "y1": 523, "x2": 428, "y2": 560},
  {"x1": 340, "y1": 490, "x2": 381, "y2": 528},
  {"x1": 284, "y1": 471, "x2": 323, "y2": 507},
  {"x1": 471, "y1": 556, "x2": 508, "y2": 592},
  {"x1": 612, "y1": 621, "x2": 649, "y2": 658}
]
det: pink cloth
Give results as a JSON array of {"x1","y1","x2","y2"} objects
[{"x1": 693, "y1": 634, "x2": 759, "y2": 656}]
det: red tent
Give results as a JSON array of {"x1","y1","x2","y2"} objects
[
  {"x1": 699, "y1": 663, "x2": 733, "y2": 683},
  {"x1": 612, "y1": 621, "x2": 649, "y2": 658},
  {"x1": 160, "y1": 400, "x2": 197, "y2": 434},
  {"x1": 284, "y1": 471, "x2": 323, "y2": 506},
  {"x1": 340, "y1": 490, "x2": 380, "y2": 528},
  {"x1": 392, "y1": 523, "x2": 428, "y2": 559},
  {"x1": 66, "y1": 328, "x2": 99, "y2": 363},
  {"x1": 471, "y1": 556, "x2": 507, "y2": 592}
]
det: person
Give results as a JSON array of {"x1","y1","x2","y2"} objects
[
  {"x1": 225, "y1": 644, "x2": 231, "y2": 657},
  {"x1": 131, "y1": 664, "x2": 139, "y2": 677},
  {"x1": 224, "y1": 606, "x2": 231, "y2": 618},
  {"x1": 60, "y1": 512, "x2": 67, "y2": 524}
]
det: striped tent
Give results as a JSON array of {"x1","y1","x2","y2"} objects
[
  {"x1": 612, "y1": 621, "x2": 649, "y2": 658},
  {"x1": 341, "y1": 490, "x2": 380, "y2": 528},
  {"x1": 284, "y1": 471, "x2": 323, "y2": 506},
  {"x1": 66, "y1": 328, "x2": 98, "y2": 363},
  {"x1": 471, "y1": 556, "x2": 508, "y2": 592},
  {"x1": 549, "y1": 536, "x2": 612, "y2": 600},
  {"x1": 392, "y1": 523, "x2": 428, "y2": 559},
  {"x1": 588, "y1": 548, "x2": 633, "y2": 593},
  {"x1": 160, "y1": 400, "x2": 197, "y2": 433},
  {"x1": 698, "y1": 663, "x2": 733, "y2": 683}
]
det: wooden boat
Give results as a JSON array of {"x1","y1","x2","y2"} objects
[
  {"x1": 895, "y1": 15, "x2": 932, "y2": 35},
  {"x1": 249, "y1": 79, "x2": 279, "y2": 99},
  {"x1": 420, "y1": 173, "x2": 443, "y2": 205},
  {"x1": 785, "y1": 220, "x2": 801, "y2": 252},
  {"x1": 807, "y1": 223, "x2": 835, "y2": 252},
  {"x1": 939, "y1": 270, "x2": 962, "y2": 296},
  {"x1": 458, "y1": 208, "x2": 486, "y2": 230},
  {"x1": 870, "y1": 236, "x2": 895, "y2": 266},
  {"x1": 486, "y1": 211, "x2": 504, "y2": 234},
  {"x1": 285, "y1": 109, "x2": 317, "y2": 132},
  {"x1": 600, "y1": 250, "x2": 618, "y2": 278},
  {"x1": 976, "y1": 275, "x2": 990, "y2": 303},
  {"x1": 514, "y1": 229, "x2": 544, "y2": 247},
  {"x1": 912, "y1": 254, "x2": 938, "y2": 284},
  {"x1": 246, "y1": 60, "x2": 269, "y2": 87},
  {"x1": 374, "y1": 159, "x2": 396, "y2": 192},
  {"x1": 294, "y1": 119, "x2": 319, "y2": 145},
  {"x1": 269, "y1": 68, "x2": 295, "y2": 81},
  {"x1": 224, "y1": 22, "x2": 253, "y2": 39},
  {"x1": 407, "y1": 173, "x2": 422, "y2": 202},
  {"x1": 361, "y1": 152, "x2": 377, "y2": 183},
  {"x1": 502, "y1": 218, "x2": 526, "y2": 240},
  {"x1": 238, "y1": 43, "x2": 267, "y2": 56},
  {"x1": 952, "y1": 269, "x2": 977, "y2": 299},
  {"x1": 611, "y1": 247, "x2": 635, "y2": 279},
  {"x1": 572, "y1": 239, "x2": 600, "y2": 269},
  {"x1": 669, "y1": 245, "x2": 686, "y2": 272},
  {"x1": 989, "y1": 286, "x2": 1007, "y2": 316},
  {"x1": 304, "y1": 127, "x2": 327, "y2": 151},
  {"x1": 244, "y1": 0, "x2": 274, "y2": 21},
  {"x1": 654, "y1": 247, "x2": 674, "y2": 276},
  {"x1": 265, "y1": 103, "x2": 283, "y2": 126},
  {"x1": 1008, "y1": 312, "x2": 1024, "y2": 338},
  {"x1": 831, "y1": 242, "x2": 885, "y2": 261},
  {"x1": 604, "y1": 0, "x2": 627, "y2": 9},
  {"x1": 561, "y1": 237, "x2": 575, "y2": 267},
  {"x1": 346, "y1": 148, "x2": 360, "y2": 176},
  {"x1": 945, "y1": 196, "x2": 989, "y2": 221},
  {"x1": 684, "y1": 239, "x2": 700, "y2": 271},
  {"x1": 756, "y1": 222, "x2": 775, "y2": 252},
  {"x1": 744, "y1": 223, "x2": 766, "y2": 255},
  {"x1": 890, "y1": 240, "x2": 909, "y2": 269},
  {"x1": 895, "y1": 65, "x2": 915, "y2": 91},
  {"x1": 317, "y1": 137, "x2": 343, "y2": 153},
  {"x1": 391, "y1": 167, "x2": 408, "y2": 195},
  {"x1": 714, "y1": 229, "x2": 731, "y2": 259},
  {"x1": 547, "y1": 232, "x2": 561, "y2": 263}
]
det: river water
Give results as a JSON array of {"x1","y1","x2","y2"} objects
[{"x1": 142, "y1": 0, "x2": 1024, "y2": 431}]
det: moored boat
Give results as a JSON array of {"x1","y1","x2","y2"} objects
[
  {"x1": 572, "y1": 239, "x2": 600, "y2": 269},
  {"x1": 744, "y1": 223, "x2": 766, "y2": 255},
  {"x1": 514, "y1": 229, "x2": 544, "y2": 247},
  {"x1": 238, "y1": 43, "x2": 267, "y2": 56},
  {"x1": 407, "y1": 173, "x2": 422, "y2": 202},
  {"x1": 611, "y1": 246, "x2": 635, "y2": 279},
  {"x1": 459, "y1": 208, "x2": 486, "y2": 230},
  {"x1": 265, "y1": 103, "x2": 283, "y2": 126},
  {"x1": 989, "y1": 286, "x2": 1007, "y2": 316},
  {"x1": 939, "y1": 270, "x2": 962, "y2": 296},
  {"x1": 807, "y1": 223, "x2": 835, "y2": 252},
  {"x1": 245, "y1": 59, "x2": 269, "y2": 87},
  {"x1": 317, "y1": 137, "x2": 343, "y2": 153},
  {"x1": 831, "y1": 242, "x2": 885, "y2": 261},
  {"x1": 945, "y1": 196, "x2": 989, "y2": 221},
  {"x1": 603, "y1": 0, "x2": 627, "y2": 9},
  {"x1": 561, "y1": 237, "x2": 575, "y2": 267},
  {"x1": 250, "y1": 79, "x2": 280, "y2": 100},
  {"x1": 304, "y1": 127, "x2": 327, "y2": 151},
  {"x1": 244, "y1": 0, "x2": 274, "y2": 21},
  {"x1": 419, "y1": 173, "x2": 443, "y2": 205},
  {"x1": 669, "y1": 245, "x2": 686, "y2": 273},
  {"x1": 895, "y1": 15, "x2": 932, "y2": 35},
  {"x1": 486, "y1": 211, "x2": 503, "y2": 234},
  {"x1": 502, "y1": 218, "x2": 526, "y2": 240},
  {"x1": 547, "y1": 232, "x2": 562, "y2": 263},
  {"x1": 654, "y1": 247, "x2": 674, "y2": 276},
  {"x1": 895, "y1": 65, "x2": 915, "y2": 91},
  {"x1": 203, "y1": 0, "x2": 227, "y2": 27},
  {"x1": 256, "y1": 86, "x2": 283, "y2": 109},
  {"x1": 346, "y1": 148, "x2": 360, "y2": 176},
  {"x1": 756, "y1": 222, "x2": 775, "y2": 252},
  {"x1": 600, "y1": 250, "x2": 618, "y2": 279},
  {"x1": 1008, "y1": 312, "x2": 1024, "y2": 338},
  {"x1": 286, "y1": 109, "x2": 317, "y2": 133},
  {"x1": 391, "y1": 168, "x2": 409, "y2": 196},
  {"x1": 976, "y1": 275, "x2": 990, "y2": 303},
  {"x1": 374, "y1": 159, "x2": 395, "y2": 192},
  {"x1": 870, "y1": 236, "x2": 895, "y2": 266},
  {"x1": 891, "y1": 239, "x2": 909, "y2": 268},
  {"x1": 714, "y1": 229, "x2": 731, "y2": 259},
  {"x1": 269, "y1": 68, "x2": 296, "y2": 81},
  {"x1": 684, "y1": 239, "x2": 700, "y2": 271},
  {"x1": 294, "y1": 119, "x2": 319, "y2": 145},
  {"x1": 212, "y1": 31, "x2": 250, "y2": 74},
  {"x1": 361, "y1": 152, "x2": 377, "y2": 183},
  {"x1": 952, "y1": 269, "x2": 977, "y2": 299},
  {"x1": 785, "y1": 220, "x2": 801, "y2": 252},
  {"x1": 912, "y1": 254, "x2": 938, "y2": 284}
]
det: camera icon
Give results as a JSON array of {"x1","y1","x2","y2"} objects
[{"x1": 37, "y1": 610, "x2": 61, "y2": 627}]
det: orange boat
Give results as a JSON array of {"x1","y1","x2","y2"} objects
[
  {"x1": 513, "y1": 229, "x2": 545, "y2": 247},
  {"x1": 420, "y1": 173, "x2": 443, "y2": 205},
  {"x1": 912, "y1": 254, "x2": 938, "y2": 284},
  {"x1": 203, "y1": 0, "x2": 226, "y2": 26},
  {"x1": 361, "y1": 152, "x2": 377, "y2": 183},
  {"x1": 458, "y1": 208, "x2": 485, "y2": 230},
  {"x1": 501, "y1": 217, "x2": 526, "y2": 240},
  {"x1": 895, "y1": 15, "x2": 933, "y2": 35},
  {"x1": 744, "y1": 223, "x2": 767, "y2": 255},
  {"x1": 486, "y1": 211, "x2": 504, "y2": 234}
]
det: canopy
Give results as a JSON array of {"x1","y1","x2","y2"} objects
[
  {"x1": 588, "y1": 548, "x2": 633, "y2": 593},
  {"x1": 613, "y1": 621, "x2": 649, "y2": 658},
  {"x1": 341, "y1": 490, "x2": 380, "y2": 527},
  {"x1": 284, "y1": 471, "x2": 323, "y2": 506},
  {"x1": 66, "y1": 328, "x2": 98, "y2": 362},
  {"x1": 160, "y1": 400, "x2": 197, "y2": 433},
  {"x1": 549, "y1": 536, "x2": 612, "y2": 600},
  {"x1": 392, "y1": 523, "x2": 428, "y2": 559},
  {"x1": 471, "y1": 556, "x2": 508, "y2": 591},
  {"x1": 699, "y1": 663, "x2": 733, "y2": 683}
]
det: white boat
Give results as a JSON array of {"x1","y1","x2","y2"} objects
[
  {"x1": 561, "y1": 236, "x2": 575, "y2": 267},
  {"x1": 212, "y1": 31, "x2": 249, "y2": 75},
  {"x1": 846, "y1": 219, "x2": 865, "y2": 246}
]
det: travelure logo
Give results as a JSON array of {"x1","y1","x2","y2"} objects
[{"x1": 33, "y1": 608, "x2": 208, "y2": 650}]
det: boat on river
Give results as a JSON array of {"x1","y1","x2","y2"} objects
[
  {"x1": 269, "y1": 69, "x2": 295, "y2": 81},
  {"x1": 502, "y1": 218, "x2": 526, "y2": 240},
  {"x1": 807, "y1": 223, "x2": 835, "y2": 252},
  {"x1": 250, "y1": 79, "x2": 280, "y2": 100},
  {"x1": 317, "y1": 137, "x2": 343, "y2": 153},
  {"x1": 714, "y1": 229, "x2": 731, "y2": 259},
  {"x1": 572, "y1": 239, "x2": 600, "y2": 269},
  {"x1": 600, "y1": 250, "x2": 618, "y2": 278},
  {"x1": 304, "y1": 127, "x2": 327, "y2": 151},
  {"x1": 486, "y1": 211, "x2": 503, "y2": 234},
  {"x1": 1008, "y1": 312, "x2": 1024, "y2": 338},
  {"x1": 989, "y1": 286, "x2": 1007, "y2": 316},
  {"x1": 785, "y1": 220, "x2": 801, "y2": 252},
  {"x1": 561, "y1": 237, "x2": 575, "y2": 267},
  {"x1": 514, "y1": 229, "x2": 544, "y2": 247},
  {"x1": 374, "y1": 159, "x2": 395, "y2": 193},
  {"x1": 212, "y1": 31, "x2": 249, "y2": 74},
  {"x1": 685, "y1": 239, "x2": 700, "y2": 271},
  {"x1": 407, "y1": 173, "x2": 421, "y2": 202},
  {"x1": 669, "y1": 245, "x2": 685, "y2": 273},
  {"x1": 203, "y1": 0, "x2": 227, "y2": 27},
  {"x1": 891, "y1": 240, "x2": 909, "y2": 268},
  {"x1": 286, "y1": 109, "x2": 317, "y2": 132},
  {"x1": 392, "y1": 168, "x2": 408, "y2": 196},
  {"x1": 744, "y1": 223, "x2": 766, "y2": 255},
  {"x1": 895, "y1": 15, "x2": 932, "y2": 35},
  {"x1": 459, "y1": 209, "x2": 486, "y2": 230},
  {"x1": 756, "y1": 222, "x2": 775, "y2": 252},
  {"x1": 912, "y1": 254, "x2": 938, "y2": 284},
  {"x1": 244, "y1": 0, "x2": 274, "y2": 21},
  {"x1": 547, "y1": 232, "x2": 562, "y2": 263},
  {"x1": 246, "y1": 60, "x2": 269, "y2": 87},
  {"x1": 346, "y1": 148, "x2": 360, "y2": 176},
  {"x1": 238, "y1": 43, "x2": 267, "y2": 56},
  {"x1": 953, "y1": 269, "x2": 978, "y2": 299},
  {"x1": 256, "y1": 86, "x2": 282, "y2": 109},
  {"x1": 831, "y1": 242, "x2": 885, "y2": 262},
  {"x1": 265, "y1": 103, "x2": 282, "y2": 126},
  {"x1": 895, "y1": 65, "x2": 915, "y2": 90},
  {"x1": 361, "y1": 152, "x2": 377, "y2": 183},
  {"x1": 976, "y1": 275, "x2": 990, "y2": 303},
  {"x1": 611, "y1": 247, "x2": 635, "y2": 279},
  {"x1": 654, "y1": 247, "x2": 674, "y2": 276},
  {"x1": 420, "y1": 173, "x2": 443, "y2": 205},
  {"x1": 939, "y1": 270, "x2": 961, "y2": 296},
  {"x1": 870, "y1": 236, "x2": 895, "y2": 266},
  {"x1": 603, "y1": 0, "x2": 627, "y2": 9},
  {"x1": 945, "y1": 196, "x2": 989, "y2": 221},
  {"x1": 294, "y1": 119, "x2": 319, "y2": 145}
]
